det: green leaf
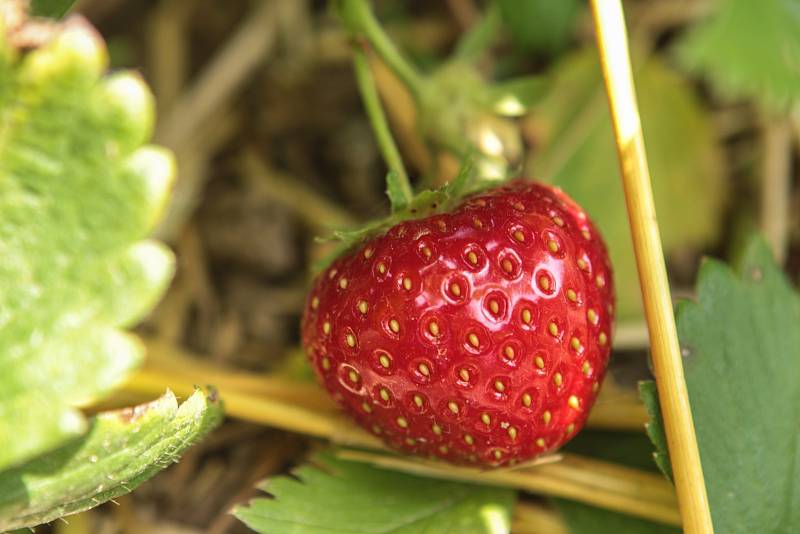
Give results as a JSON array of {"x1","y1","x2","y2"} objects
[
  {"x1": 643, "y1": 236, "x2": 800, "y2": 533},
  {"x1": 234, "y1": 450, "x2": 516, "y2": 534},
  {"x1": 497, "y1": 0, "x2": 581, "y2": 54},
  {"x1": 638, "y1": 381, "x2": 673, "y2": 480},
  {"x1": 0, "y1": 20, "x2": 176, "y2": 468},
  {"x1": 453, "y1": 3, "x2": 501, "y2": 62},
  {"x1": 563, "y1": 430, "x2": 661, "y2": 473},
  {"x1": 30, "y1": 0, "x2": 77, "y2": 19},
  {"x1": 0, "y1": 389, "x2": 222, "y2": 531},
  {"x1": 675, "y1": 0, "x2": 800, "y2": 110},
  {"x1": 529, "y1": 49, "x2": 725, "y2": 319},
  {"x1": 556, "y1": 501, "x2": 680, "y2": 534},
  {"x1": 681, "y1": 237, "x2": 800, "y2": 532}
]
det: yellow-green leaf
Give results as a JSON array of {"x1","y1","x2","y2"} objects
[
  {"x1": 0, "y1": 18, "x2": 175, "y2": 469},
  {"x1": 30, "y1": 0, "x2": 77, "y2": 19},
  {"x1": 529, "y1": 49, "x2": 725, "y2": 319},
  {"x1": 675, "y1": 0, "x2": 800, "y2": 110}
]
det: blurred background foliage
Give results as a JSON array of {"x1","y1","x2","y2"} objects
[{"x1": 41, "y1": 0, "x2": 798, "y2": 531}]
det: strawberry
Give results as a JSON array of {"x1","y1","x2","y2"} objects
[{"x1": 301, "y1": 180, "x2": 614, "y2": 467}]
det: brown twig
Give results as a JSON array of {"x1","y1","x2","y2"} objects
[
  {"x1": 240, "y1": 147, "x2": 357, "y2": 230},
  {"x1": 627, "y1": 0, "x2": 713, "y2": 50},
  {"x1": 151, "y1": 1, "x2": 280, "y2": 242},
  {"x1": 146, "y1": 0, "x2": 192, "y2": 113},
  {"x1": 760, "y1": 115, "x2": 792, "y2": 265},
  {"x1": 155, "y1": 105, "x2": 240, "y2": 241},
  {"x1": 446, "y1": 0, "x2": 480, "y2": 30},
  {"x1": 155, "y1": 0, "x2": 280, "y2": 150},
  {"x1": 206, "y1": 435, "x2": 300, "y2": 534}
]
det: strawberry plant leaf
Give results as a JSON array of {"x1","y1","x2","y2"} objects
[
  {"x1": 638, "y1": 381, "x2": 672, "y2": 481},
  {"x1": 30, "y1": 0, "x2": 77, "y2": 19},
  {"x1": 497, "y1": 0, "x2": 581, "y2": 55},
  {"x1": 529, "y1": 49, "x2": 725, "y2": 319},
  {"x1": 675, "y1": 0, "x2": 800, "y2": 110},
  {"x1": 563, "y1": 430, "x2": 662, "y2": 474},
  {"x1": 453, "y1": 3, "x2": 500, "y2": 62},
  {"x1": 234, "y1": 450, "x2": 516, "y2": 533},
  {"x1": 0, "y1": 389, "x2": 222, "y2": 531},
  {"x1": 643, "y1": 236, "x2": 800, "y2": 532},
  {"x1": 0, "y1": 19, "x2": 175, "y2": 468}
]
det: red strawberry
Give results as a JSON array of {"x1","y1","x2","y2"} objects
[{"x1": 301, "y1": 180, "x2": 614, "y2": 467}]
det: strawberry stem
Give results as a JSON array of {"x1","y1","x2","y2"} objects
[
  {"x1": 351, "y1": 48, "x2": 413, "y2": 208},
  {"x1": 337, "y1": 0, "x2": 425, "y2": 99}
]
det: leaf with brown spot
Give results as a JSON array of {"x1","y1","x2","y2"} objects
[
  {"x1": 0, "y1": 17, "x2": 176, "y2": 469},
  {"x1": 0, "y1": 390, "x2": 222, "y2": 531},
  {"x1": 528, "y1": 49, "x2": 725, "y2": 319}
]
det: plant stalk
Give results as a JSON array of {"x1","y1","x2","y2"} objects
[
  {"x1": 338, "y1": 0, "x2": 425, "y2": 98},
  {"x1": 352, "y1": 48, "x2": 413, "y2": 206},
  {"x1": 109, "y1": 341, "x2": 673, "y2": 526},
  {"x1": 589, "y1": 1, "x2": 713, "y2": 532}
]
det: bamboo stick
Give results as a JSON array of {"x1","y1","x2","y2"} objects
[{"x1": 588, "y1": 1, "x2": 713, "y2": 532}]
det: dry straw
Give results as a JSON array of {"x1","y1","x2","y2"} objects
[
  {"x1": 122, "y1": 363, "x2": 679, "y2": 526},
  {"x1": 589, "y1": 0, "x2": 713, "y2": 531}
]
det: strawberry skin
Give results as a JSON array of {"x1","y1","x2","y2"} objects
[{"x1": 301, "y1": 181, "x2": 614, "y2": 467}]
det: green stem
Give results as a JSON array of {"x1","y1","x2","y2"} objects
[
  {"x1": 338, "y1": 0, "x2": 425, "y2": 98},
  {"x1": 352, "y1": 49, "x2": 413, "y2": 206}
]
